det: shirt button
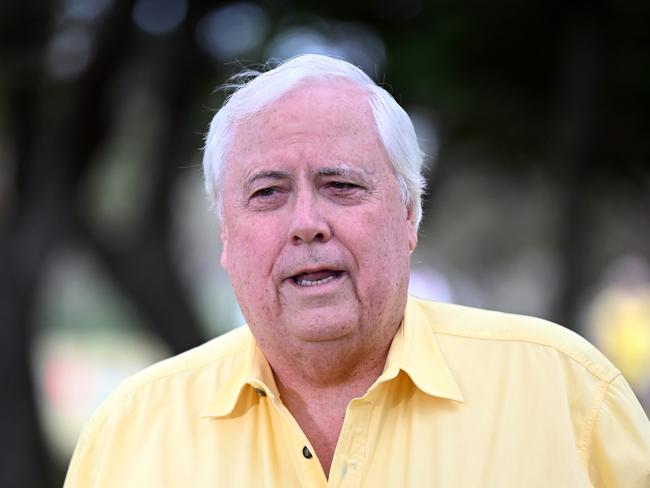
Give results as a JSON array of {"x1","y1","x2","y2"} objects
[
  {"x1": 254, "y1": 388, "x2": 267, "y2": 397},
  {"x1": 302, "y1": 446, "x2": 312, "y2": 459}
]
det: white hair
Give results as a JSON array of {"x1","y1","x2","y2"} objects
[{"x1": 202, "y1": 54, "x2": 427, "y2": 228}]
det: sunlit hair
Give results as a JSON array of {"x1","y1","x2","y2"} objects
[{"x1": 203, "y1": 53, "x2": 427, "y2": 228}]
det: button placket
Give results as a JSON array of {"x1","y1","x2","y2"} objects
[
  {"x1": 330, "y1": 399, "x2": 373, "y2": 487},
  {"x1": 269, "y1": 397, "x2": 328, "y2": 487}
]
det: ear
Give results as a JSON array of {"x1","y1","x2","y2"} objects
[
  {"x1": 406, "y1": 204, "x2": 418, "y2": 253},
  {"x1": 219, "y1": 222, "x2": 229, "y2": 270}
]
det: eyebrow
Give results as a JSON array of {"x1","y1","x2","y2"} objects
[
  {"x1": 244, "y1": 170, "x2": 291, "y2": 188},
  {"x1": 318, "y1": 166, "x2": 350, "y2": 177},
  {"x1": 318, "y1": 165, "x2": 366, "y2": 179},
  {"x1": 243, "y1": 165, "x2": 367, "y2": 190}
]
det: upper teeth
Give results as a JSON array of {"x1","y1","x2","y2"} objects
[{"x1": 296, "y1": 275, "x2": 336, "y2": 287}]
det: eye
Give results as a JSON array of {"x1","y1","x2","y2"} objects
[
  {"x1": 328, "y1": 181, "x2": 358, "y2": 191},
  {"x1": 252, "y1": 187, "x2": 278, "y2": 198},
  {"x1": 323, "y1": 179, "x2": 370, "y2": 206}
]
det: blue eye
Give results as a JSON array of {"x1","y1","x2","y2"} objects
[{"x1": 253, "y1": 187, "x2": 277, "y2": 198}]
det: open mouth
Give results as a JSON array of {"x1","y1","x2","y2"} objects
[{"x1": 291, "y1": 270, "x2": 344, "y2": 287}]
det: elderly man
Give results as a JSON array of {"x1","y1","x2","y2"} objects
[{"x1": 65, "y1": 55, "x2": 650, "y2": 487}]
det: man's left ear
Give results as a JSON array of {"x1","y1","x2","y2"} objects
[
  {"x1": 219, "y1": 222, "x2": 229, "y2": 270},
  {"x1": 407, "y1": 204, "x2": 418, "y2": 253}
]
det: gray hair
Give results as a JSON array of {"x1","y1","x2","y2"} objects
[{"x1": 202, "y1": 54, "x2": 427, "y2": 228}]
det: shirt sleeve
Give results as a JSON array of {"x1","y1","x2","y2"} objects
[
  {"x1": 63, "y1": 429, "x2": 97, "y2": 487},
  {"x1": 587, "y1": 374, "x2": 650, "y2": 487}
]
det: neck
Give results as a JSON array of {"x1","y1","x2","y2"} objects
[
  {"x1": 270, "y1": 343, "x2": 391, "y2": 479},
  {"x1": 266, "y1": 328, "x2": 395, "y2": 393}
]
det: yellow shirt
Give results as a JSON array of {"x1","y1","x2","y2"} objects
[{"x1": 65, "y1": 296, "x2": 650, "y2": 487}]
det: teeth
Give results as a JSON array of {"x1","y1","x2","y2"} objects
[{"x1": 296, "y1": 275, "x2": 336, "y2": 287}]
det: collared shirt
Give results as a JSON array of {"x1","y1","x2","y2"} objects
[{"x1": 64, "y1": 296, "x2": 650, "y2": 487}]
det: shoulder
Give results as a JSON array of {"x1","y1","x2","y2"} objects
[
  {"x1": 118, "y1": 325, "x2": 250, "y2": 389},
  {"x1": 409, "y1": 296, "x2": 620, "y2": 383},
  {"x1": 80, "y1": 326, "x2": 251, "y2": 435},
  {"x1": 113, "y1": 325, "x2": 250, "y2": 395}
]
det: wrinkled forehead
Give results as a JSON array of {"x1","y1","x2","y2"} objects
[
  {"x1": 239, "y1": 76, "x2": 373, "y2": 121},
  {"x1": 225, "y1": 79, "x2": 383, "y2": 167}
]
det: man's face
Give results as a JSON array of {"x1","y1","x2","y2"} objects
[{"x1": 220, "y1": 79, "x2": 417, "y2": 365}]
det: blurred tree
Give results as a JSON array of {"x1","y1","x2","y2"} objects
[{"x1": 0, "y1": 0, "x2": 218, "y2": 484}]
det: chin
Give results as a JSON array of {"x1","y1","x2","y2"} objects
[{"x1": 288, "y1": 315, "x2": 359, "y2": 344}]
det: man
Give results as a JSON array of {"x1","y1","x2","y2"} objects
[{"x1": 65, "y1": 55, "x2": 650, "y2": 487}]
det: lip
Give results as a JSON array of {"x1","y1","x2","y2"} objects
[
  {"x1": 283, "y1": 263, "x2": 345, "y2": 280},
  {"x1": 282, "y1": 266, "x2": 348, "y2": 290},
  {"x1": 287, "y1": 270, "x2": 347, "y2": 291}
]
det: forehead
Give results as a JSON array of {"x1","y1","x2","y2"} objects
[{"x1": 225, "y1": 79, "x2": 387, "y2": 173}]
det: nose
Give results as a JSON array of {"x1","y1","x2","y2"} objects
[{"x1": 288, "y1": 191, "x2": 332, "y2": 244}]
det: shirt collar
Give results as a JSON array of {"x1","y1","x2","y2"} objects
[
  {"x1": 201, "y1": 328, "x2": 279, "y2": 419},
  {"x1": 201, "y1": 296, "x2": 463, "y2": 418},
  {"x1": 368, "y1": 296, "x2": 464, "y2": 403}
]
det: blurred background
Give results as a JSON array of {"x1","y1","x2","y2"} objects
[{"x1": 1, "y1": 0, "x2": 649, "y2": 486}]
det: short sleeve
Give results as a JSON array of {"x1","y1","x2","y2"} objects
[
  {"x1": 587, "y1": 374, "x2": 650, "y2": 487},
  {"x1": 63, "y1": 429, "x2": 97, "y2": 487}
]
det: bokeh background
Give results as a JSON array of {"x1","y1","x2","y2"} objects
[{"x1": 1, "y1": 0, "x2": 649, "y2": 486}]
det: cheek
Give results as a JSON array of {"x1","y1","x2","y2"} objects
[
  {"x1": 226, "y1": 220, "x2": 282, "y2": 283},
  {"x1": 349, "y1": 209, "x2": 412, "y2": 287}
]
